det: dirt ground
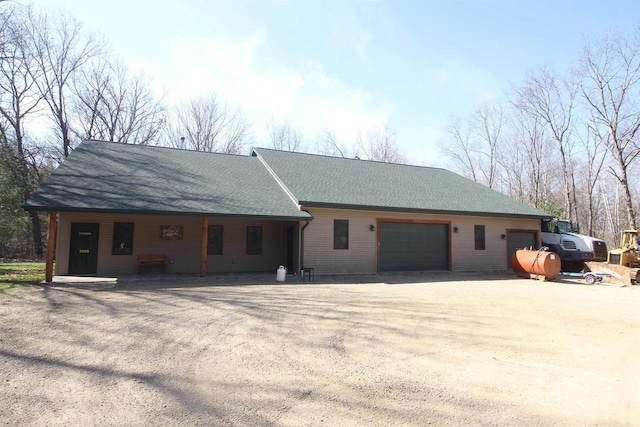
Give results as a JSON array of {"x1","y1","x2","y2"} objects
[{"x1": 1, "y1": 273, "x2": 639, "y2": 426}]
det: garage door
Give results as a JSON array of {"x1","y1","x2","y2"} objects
[
  {"x1": 379, "y1": 222, "x2": 449, "y2": 271},
  {"x1": 507, "y1": 231, "x2": 537, "y2": 268}
]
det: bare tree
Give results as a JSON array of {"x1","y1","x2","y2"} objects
[
  {"x1": 267, "y1": 119, "x2": 303, "y2": 152},
  {"x1": 575, "y1": 118, "x2": 607, "y2": 237},
  {"x1": 441, "y1": 102, "x2": 504, "y2": 188},
  {"x1": 471, "y1": 103, "x2": 504, "y2": 189},
  {"x1": 358, "y1": 122, "x2": 406, "y2": 163},
  {"x1": 0, "y1": 5, "x2": 43, "y2": 151},
  {"x1": 599, "y1": 172, "x2": 624, "y2": 245},
  {"x1": 515, "y1": 66, "x2": 579, "y2": 223},
  {"x1": 507, "y1": 104, "x2": 554, "y2": 210},
  {"x1": 0, "y1": 4, "x2": 47, "y2": 255},
  {"x1": 580, "y1": 29, "x2": 640, "y2": 229},
  {"x1": 497, "y1": 136, "x2": 526, "y2": 202},
  {"x1": 25, "y1": 7, "x2": 103, "y2": 157},
  {"x1": 164, "y1": 93, "x2": 250, "y2": 154},
  {"x1": 440, "y1": 116, "x2": 481, "y2": 182},
  {"x1": 72, "y1": 59, "x2": 166, "y2": 144},
  {"x1": 0, "y1": 1, "x2": 11, "y2": 61},
  {"x1": 314, "y1": 127, "x2": 358, "y2": 158}
]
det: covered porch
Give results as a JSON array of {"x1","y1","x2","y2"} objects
[{"x1": 44, "y1": 211, "x2": 307, "y2": 281}]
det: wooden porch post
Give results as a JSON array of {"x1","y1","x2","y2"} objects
[
  {"x1": 200, "y1": 217, "x2": 208, "y2": 277},
  {"x1": 45, "y1": 211, "x2": 57, "y2": 282}
]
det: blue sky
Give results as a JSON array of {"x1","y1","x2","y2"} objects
[{"x1": 39, "y1": 0, "x2": 640, "y2": 166}]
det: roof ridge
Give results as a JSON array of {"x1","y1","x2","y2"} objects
[
  {"x1": 252, "y1": 149, "x2": 301, "y2": 208},
  {"x1": 83, "y1": 139, "x2": 252, "y2": 159},
  {"x1": 252, "y1": 147, "x2": 447, "y2": 171}
]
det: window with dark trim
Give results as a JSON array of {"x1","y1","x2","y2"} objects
[
  {"x1": 474, "y1": 225, "x2": 486, "y2": 250},
  {"x1": 334, "y1": 219, "x2": 349, "y2": 250},
  {"x1": 246, "y1": 226, "x2": 262, "y2": 255},
  {"x1": 112, "y1": 222, "x2": 134, "y2": 255},
  {"x1": 207, "y1": 225, "x2": 223, "y2": 255}
]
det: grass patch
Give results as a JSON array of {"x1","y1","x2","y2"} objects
[{"x1": 0, "y1": 262, "x2": 45, "y2": 291}]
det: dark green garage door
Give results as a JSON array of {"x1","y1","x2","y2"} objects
[
  {"x1": 507, "y1": 231, "x2": 537, "y2": 269},
  {"x1": 379, "y1": 222, "x2": 449, "y2": 271}
]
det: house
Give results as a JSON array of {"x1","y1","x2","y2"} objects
[{"x1": 24, "y1": 140, "x2": 549, "y2": 281}]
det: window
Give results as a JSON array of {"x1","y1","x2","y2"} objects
[
  {"x1": 207, "y1": 225, "x2": 223, "y2": 255},
  {"x1": 334, "y1": 219, "x2": 349, "y2": 250},
  {"x1": 474, "y1": 225, "x2": 486, "y2": 250},
  {"x1": 246, "y1": 226, "x2": 262, "y2": 255},
  {"x1": 112, "y1": 222, "x2": 134, "y2": 255}
]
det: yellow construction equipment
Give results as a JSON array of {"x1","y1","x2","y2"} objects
[{"x1": 607, "y1": 230, "x2": 640, "y2": 267}]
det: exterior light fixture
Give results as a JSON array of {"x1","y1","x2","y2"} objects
[
  {"x1": 501, "y1": 234, "x2": 506, "y2": 239},
  {"x1": 454, "y1": 227, "x2": 459, "y2": 233},
  {"x1": 369, "y1": 224, "x2": 375, "y2": 232}
]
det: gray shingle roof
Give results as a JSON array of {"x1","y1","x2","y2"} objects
[
  {"x1": 25, "y1": 141, "x2": 310, "y2": 219},
  {"x1": 253, "y1": 148, "x2": 550, "y2": 219},
  {"x1": 25, "y1": 141, "x2": 549, "y2": 220}
]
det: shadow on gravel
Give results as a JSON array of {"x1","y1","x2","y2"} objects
[
  {"x1": 3, "y1": 270, "x2": 614, "y2": 426},
  {"x1": 37, "y1": 270, "x2": 620, "y2": 296},
  {"x1": 0, "y1": 347, "x2": 268, "y2": 425},
  {"x1": 94, "y1": 270, "x2": 520, "y2": 291}
]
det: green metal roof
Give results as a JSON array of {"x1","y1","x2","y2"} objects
[
  {"x1": 25, "y1": 141, "x2": 310, "y2": 219},
  {"x1": 253, "y1": 148, "x2": 550, "y2": 219}
]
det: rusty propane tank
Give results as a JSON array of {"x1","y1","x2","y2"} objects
[{"x1": 511, "y1": 248, "x2": 561, "y2": 281}]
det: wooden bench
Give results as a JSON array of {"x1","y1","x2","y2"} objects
[{"x1": 137, "y1": 254, "x2": 168, "y2": 274}]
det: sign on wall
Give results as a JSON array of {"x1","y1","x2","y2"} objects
[{"x1": 160, "y1": 225, "x2": 183, "y2": 240}]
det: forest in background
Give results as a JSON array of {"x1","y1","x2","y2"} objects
[
  {"x1": 1, "y1": 1, "x2": 639, "y2": 258},
  {"x1": 440, "y1": 27, "x2": 640, "y2": 250}
]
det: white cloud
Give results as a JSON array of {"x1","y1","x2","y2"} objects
[
  {"x1": 328, "y1": 21, "x2": 373, "y2": 61},
  {"x1": 433, "y1": 57, "x2": 502, "y2": 107},
  {"x1": 145, "y1": 33, "x2": 391, "y2": 150}
]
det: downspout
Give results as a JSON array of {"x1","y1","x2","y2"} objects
[{"x1": 300, "y1": 217, "x2": 312, "y2": 273}]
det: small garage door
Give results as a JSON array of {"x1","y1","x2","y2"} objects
[
  {"x1": 507, "y1": 231, "x2": 537, "y2": 268},
  {"x1": 379, "y1": 222, "x2": 449, "y2": 271}
]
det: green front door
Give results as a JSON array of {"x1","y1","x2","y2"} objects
[{"x1": 69, "y1": 223, "x2": 100, "y2": 275}]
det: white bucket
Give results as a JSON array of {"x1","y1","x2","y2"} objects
[{"x1": 276, "y1": 265, "x2": 286, "y2": 282}]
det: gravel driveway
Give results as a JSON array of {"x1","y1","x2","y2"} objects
[{"x1": 1, "y1": 274, "x2": 639, "y2": 426}]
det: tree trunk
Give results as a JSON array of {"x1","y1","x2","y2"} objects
[
  {"x1": 621, "y1": 175, "x2": 636, "y2": 230},
  {"x1": 557, "y1": 145, "x2": 573, "y2": 222},
  {"x1": 28, "y1": 209, "x2": 43, "y2": 257},
  {"x1": 569, "y1": 163, "x2": 580, "y2": 231},
  {"x1": 613, "y1": 153, "x2": 637, "y2": 229}
]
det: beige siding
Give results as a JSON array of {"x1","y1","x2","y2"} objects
[
  {"x1": 450, "y1": 216, "x2": 539, "y2": 271},
  {"x1": 204, "y1": 219, "x2": 287, "y2": 274},
  {"x1": 301, "y1": 209, "x2": 377, "y2": 274},
  {"x1": 301, "y1": 207, "x2": 540, "y2": 274},
  {"x1": 57, "y1": 212, "x2": 290, "y2": 276},
  {"x1": 56, "y1": 209, "x2": 540, "y2": 276}
]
